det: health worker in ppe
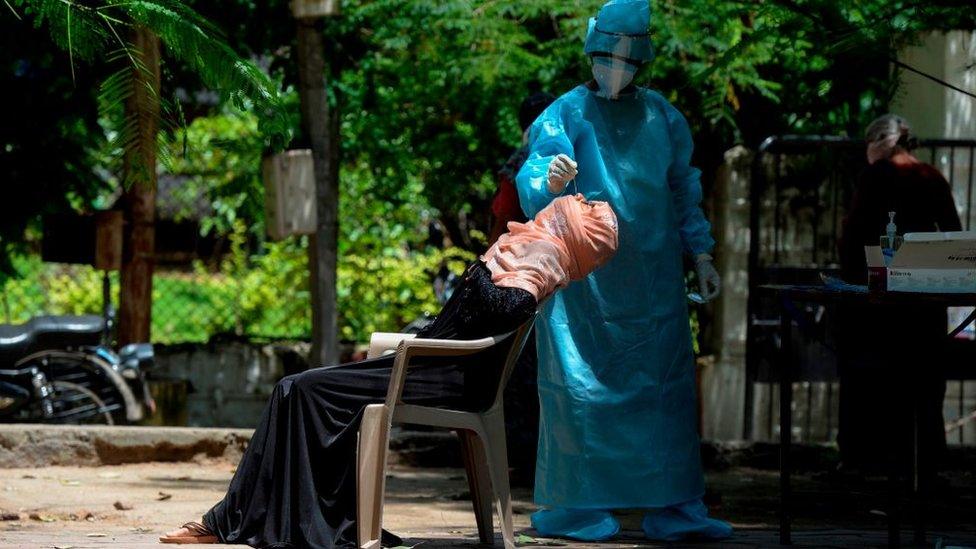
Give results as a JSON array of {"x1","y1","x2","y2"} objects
[{"x1": 516, "y1": 0, "x2": 731, "y2": 542}]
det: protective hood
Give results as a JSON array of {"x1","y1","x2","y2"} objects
[{"x1": 583, "y1": 0, "x2": 654, "y2": 62}]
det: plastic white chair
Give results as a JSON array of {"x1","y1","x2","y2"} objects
[{"x1": 355, "y1": 315, "x2": 536, "y2": 549}]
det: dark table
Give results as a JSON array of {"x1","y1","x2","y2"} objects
[{"x1": 758, "y1": 284, "x2": 976, "y2": 547}]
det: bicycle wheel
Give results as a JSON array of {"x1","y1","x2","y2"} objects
[{"x1": 41, "y1": 381, "x2": 114, "y2": 425}]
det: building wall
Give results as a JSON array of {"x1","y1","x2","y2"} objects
[
  {"x1": 893, "y1": 30, "x2": 976, "y2": 230},
  {"x1": 893, "y1": 31, "x2": 975, "y2": 140}
]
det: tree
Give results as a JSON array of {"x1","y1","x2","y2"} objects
[
  {"x1": 5, "y1": 0, "x2": 289, "y2": 341},
  {"x1": 0, "y1": 20, "x2": 106, "y2": 279},
  {"x1": 296, "y1": 14, "x2": 341, "y2": 366},
  {"x1": 117, "y1": 26, "x2": 159, "y2": 344}
]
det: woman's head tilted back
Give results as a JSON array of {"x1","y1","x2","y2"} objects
[
  {"x1": 550, "y1": 194, "x2": 618, "y2": 279},
  {"x1": 482, "y1": 194, "x2": 618, "y2": 301},
  {"x1": 866, "y1": 114, "x2": 917, "y2": 165}
]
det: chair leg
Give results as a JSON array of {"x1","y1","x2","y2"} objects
[
  {"x1": 458, "y1": 429, "x2": 495, "y2": 544},
  {"x1": 357, "y1": 404, "x2": 391, "y2": 549},
  {"x1": 481, "y1": 411, "x2": 515, "y2": 549}
]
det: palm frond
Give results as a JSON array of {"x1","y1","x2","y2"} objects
[{"x1": 11, "y1": 0, "x2": 291, "y2": 150}]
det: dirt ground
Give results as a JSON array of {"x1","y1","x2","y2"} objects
[{"x1": 1, "y1": 461, "x2": 974, "y2": 548}]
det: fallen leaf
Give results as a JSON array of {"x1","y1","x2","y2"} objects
[
  {"x1": 157, "y1": 492, "x2": 172, "y2": 501},
  {"x1": 113, "y1": 501, "x2": 132, "y2": 511},
  {"x1": 28, "y1": 512, "x2": 56, "y2": 522},
  {"x1": 514, "y1": 534, "x2": 566, "y2": 546},
  {"x1": 58, "y1": 479, "x2": 81, "y2": 486},
  {"x1": 86, "y1": 532, "x2": 108, "y2": 537},
  {"x1": 52, "y1": 545, "x2": 76, "y2": 549}
]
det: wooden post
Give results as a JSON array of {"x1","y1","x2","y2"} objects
[
  {"x1": 118, "y1": 27, "x2": 160, "y2": 346},
  {"x1": 295, "y1": 14, "x2": 340, "y2": 367}
]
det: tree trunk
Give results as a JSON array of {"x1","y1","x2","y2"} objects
[
  {"x1": 296, "y1": 19, "x2": 340, "y2": 367},
  {"x1": 118, "y1": 27, "x2": 160, "y2": 346}
]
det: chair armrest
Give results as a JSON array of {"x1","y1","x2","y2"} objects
[
  {"x1": 367, "y1": 332, "x2": 417, "y2": 359},
  {"x1": 398, "y1": 334, "x2": 510, "y2": 358}
]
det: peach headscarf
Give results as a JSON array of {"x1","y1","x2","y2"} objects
[{"x1": 481, "y1": 194, "x2": 618, "y2": 301}]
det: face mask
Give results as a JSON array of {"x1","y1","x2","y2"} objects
[{"x1": 591, "y1": 57, "x2": 638, "y2": 99}]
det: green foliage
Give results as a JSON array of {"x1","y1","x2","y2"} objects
[
  {"x1": 1, "y1": 0, "x2": 291, "y2": 277},
  {"x1": 0, "y1": 255, "x2": 47, "y2": 323},
  {"x1": 338, "y1": 247, "x2": 473, "y2": 342},
  {"x1": 7, "y1": 0, "x2": 290, "y2": 149},
  {"x1": 6, "y1": 0, "x2": 975, "y2": 346},
  {"x1": 325, "y1": 0, "x2": 976, "y2": 237},
  {"x1": 0, "y1": 20, "x2": 107, "y2": 278},
  {"x1": 0, "y1": 255, "x2": 111, "y2": 323},
  {"x1": 165, "y1": 113, "x2": 267, "y2": 236}
]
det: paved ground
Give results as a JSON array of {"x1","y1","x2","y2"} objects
[{"x1": 0, "y1": 462, "x2": 974, "y2": 548}]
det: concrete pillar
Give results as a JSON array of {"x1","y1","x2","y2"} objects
[{"x1": 701, "y1": 145, "x2": 753, "y2": 441}]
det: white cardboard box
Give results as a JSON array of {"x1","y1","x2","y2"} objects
[{"x1": 867, "y1": 232, "x2": 976, "y2": 293}]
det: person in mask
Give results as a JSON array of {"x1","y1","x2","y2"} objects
[{"x1": 515, "y1": 0, "x2": 730, "y2": 542}]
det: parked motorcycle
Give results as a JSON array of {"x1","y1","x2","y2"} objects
[{"x1": 0, "y1": 311, "x2": 155, "y2": 424}]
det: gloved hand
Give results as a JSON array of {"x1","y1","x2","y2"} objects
[
  {"x1": 547, "y1": 154, "x2": 578, "y2": 194},
  {"x1": 694, "y1": 253, "x2": 721, "y2": 302}
]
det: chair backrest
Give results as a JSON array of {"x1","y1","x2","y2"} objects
[{"x1": 488, "y1": 313, "x2": 537, "y2": 410}]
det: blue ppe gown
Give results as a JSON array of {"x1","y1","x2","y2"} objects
[{"x1": 516, "y1": 84, "x2": 714, "y2": 510}]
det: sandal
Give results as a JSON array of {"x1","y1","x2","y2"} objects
[{"x1": 159, "y1": 521, "x2": 219, "y2": 544}]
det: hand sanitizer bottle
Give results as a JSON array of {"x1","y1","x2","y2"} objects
[{"x1": 880, "y1": 211, "x2": 903, "y2": 266}]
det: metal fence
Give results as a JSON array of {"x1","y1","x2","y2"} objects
[
  {"x1": 1, "y1": 262, "x2": 311, "y2": 344},
  {"x1": 744, "y1": 135, "x2": 976, "y2": 445}
]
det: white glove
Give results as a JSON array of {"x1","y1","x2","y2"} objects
[
  {"x1": 694, "y1": 253, "x2": 721, "y2": 302},
  {"x1": 546, "y1": 154, "x2": 578, "y2": 194}
]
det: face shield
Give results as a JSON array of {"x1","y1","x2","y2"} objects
[{"x1": 591, "y1": 56, "x2": 640, "y2": 99}]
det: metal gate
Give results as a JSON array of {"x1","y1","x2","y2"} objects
[{"x1": 743, "y1": 135, "x2": 976, "y2": 442}]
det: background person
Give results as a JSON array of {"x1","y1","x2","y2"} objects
[
  {"x1": 837, "y1": 113, "x2": 962, "y2": 478},
  {"x1": 488, "y1": 90, "x2": 557, "y2": 245}
]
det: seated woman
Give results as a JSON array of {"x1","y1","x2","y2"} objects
[{"x1": 161, "y1": 194, "x2": 618, "y2": 547}]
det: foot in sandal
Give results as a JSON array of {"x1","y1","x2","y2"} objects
[{"x1": 159, "y1": 521, "x2": 218, "y2": 544}]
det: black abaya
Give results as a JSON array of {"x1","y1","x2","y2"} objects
[{"x1": 203, "y1": 262, "x2": 536, "y2": 548}]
